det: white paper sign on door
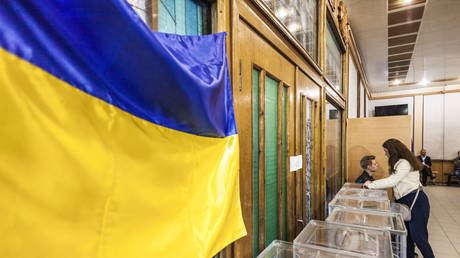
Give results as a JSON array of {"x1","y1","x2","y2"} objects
[{"x1": 289, "y1": 155, "x2": 303, "y2": 172}]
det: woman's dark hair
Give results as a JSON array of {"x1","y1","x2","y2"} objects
[{"x1": 382, "y1": 138, "x2": 422, "y2": 173}]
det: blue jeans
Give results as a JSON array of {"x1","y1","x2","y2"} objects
[
  {"x1": 396, "y1": 190, "x2": 434, "y2": 258},
  {"x1": 455, "y1": 170, "x2": 460, "y2": 181}
]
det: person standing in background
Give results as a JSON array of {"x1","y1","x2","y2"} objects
[
  {"x1": 453, "y1": 151, "x2": 460, "y2": 183},
  {"x1": 417, "y1": 149, "x2": 434, "y2": 186}
]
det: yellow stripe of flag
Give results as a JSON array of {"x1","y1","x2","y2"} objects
[{"x1": 0, "y1": 48, "x2": 246, "y2": 258}]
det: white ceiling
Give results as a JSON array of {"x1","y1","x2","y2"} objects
[{"x1": 344, "y1": 0, "x2": 460, "y2": 93}]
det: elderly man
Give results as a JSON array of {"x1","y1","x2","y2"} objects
[{"x1": 417, "y1": 149, "x2": 434, "y2": 186}]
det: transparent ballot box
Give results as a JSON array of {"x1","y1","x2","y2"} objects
[
  {"x1": 336, "y1": 188, "x2": 389, "y2": 200},
  {"x1": 294, "y1": 220, "x2": 393, "y2": 258},
  {"x1": 258, "y1": 240, "x2": 392, "y2": 258},
  {"x1": 328, "y1": 197, "x2": 391, "y2": 214},
  {"x1": 326, "y1": 207, "x2": 407, "y2": 258},
  {"x1": 257, "y1": 241, "x2": 293, "y2": 258}
]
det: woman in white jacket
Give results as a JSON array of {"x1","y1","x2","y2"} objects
[{"x1": 364, "y1": 139, "x2": 434, "y2": 258}]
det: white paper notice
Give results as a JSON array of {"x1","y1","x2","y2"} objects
[{"x1": 289, "y1": 155, "x2": 303, "y2": 172}]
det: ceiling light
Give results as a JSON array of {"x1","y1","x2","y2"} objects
[
  {"x1": 420, "y1": 78, "x2": 429, "y2": 85},
  {"x1": 275, "y1": 7, "x2": 288, "y2": 20},
  {"x1": 288, "y1": 22, "x2": 301, "y2": 33},
  {"x1": 392, "y1": 79, "x2": 400, "y2": 85},
  {"x1": 403, "y1": 0, "x2": 411, "y2": 3}
]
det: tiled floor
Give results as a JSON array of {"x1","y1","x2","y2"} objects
[{"x1": 421, "y1": 185, "x2": 460, "y2": 257}]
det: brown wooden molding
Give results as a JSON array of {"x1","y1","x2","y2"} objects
[
  {"x1": 357, "y1": 73, "x2": 361, "y2": 117},
  {"x1": 323, "y1": 77, "x2": 346, "y2": 109},
  {"x1": 338, "y1": 1, "x2": 349, "y2": 44},
  {"x1": 326, "y1": 5, "x2": 346, "y2": 53}
]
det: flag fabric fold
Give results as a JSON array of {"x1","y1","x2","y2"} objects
[{"x1": 0, "y1": 1, "x2": 246, "y2": 257}]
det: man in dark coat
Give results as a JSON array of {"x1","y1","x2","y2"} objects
[
  {"x1": 355, "y1": 155, "x2": 377, "y2": 183},
  {"x1": 453, "y1": 150, "x2": 460, "y2": 182},
  {"x1": 417, "y1": 149, "x2": 434, "y2": 186}
]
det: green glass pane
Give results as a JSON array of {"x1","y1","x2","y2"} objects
[
  {"x1": 175, "y1": 0, "x2": 186, "y2": 34},
  {"x1": 252, "y1": 69, "x2": 260, "y2": 257},
  {"x1": 282, "y1": 87, "x2": 287, "y2": 241},
  {"x1": 158, "y1": 0, "x2": 176, "y2": 33},
  {"x1": 160, "y1": 0, "x2": 176, "y2": 18},
  {"x1": 158, "y1": 0, "x2": 209, "y2": 36},
  {"x1": 197, "y1": 6, "x2": 203, "y2": 35},
  {"x1": 265, "y1": 76, "x2": 278, "y2": 246},
  {"x1": 185, "y1": 0, "x2": 198, "y2": 35}
]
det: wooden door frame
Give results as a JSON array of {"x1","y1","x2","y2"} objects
[{"x1": 297, "y1": 95, "x2": 320, "y2": 227}]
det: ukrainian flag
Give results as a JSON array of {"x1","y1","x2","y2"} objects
[{"x1": 0, "y1": 1, "x2": 246, "y2": 257}]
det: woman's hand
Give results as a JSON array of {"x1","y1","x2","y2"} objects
[{"x1": 363, "y1": 180, "x2": 371, "y2": 188}]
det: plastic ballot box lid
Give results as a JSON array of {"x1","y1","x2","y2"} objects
[
  {"x1": 294, "y1": 220, "x2": 393, "y2": 258},
  {"x1": 329, "y1": 196, "x2": 391, "y2": 212},
  {"x1": 258, "y1": 240, "x2": 391, "y2": 258},
  {"x1": 326, "y1": 207, "x2": 407, "y2": 235},
  {"x1": 341, "y1": 182, "x2": 365, "y2": 189},
  {"x1": 336, "y1": 188, "x2": 389, "y2": 200}
]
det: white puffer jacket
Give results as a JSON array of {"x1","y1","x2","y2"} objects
[{"x1": 367, "y1": 159, "x2": 421, "y2": 200}]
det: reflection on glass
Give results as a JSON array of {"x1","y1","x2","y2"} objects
[
  {"x1": 326, "y1": 21, "x2": 342, "y2": 91},
  {"x1": 325, "y1": 101, "x2": 342, "y2": 214},
  {"x1": 305, "y1": 99, "x2": 312, "y2": 223},
  {"x1": 263, "y1": 0, "x2": 318, "y2": 61},
  {"x1": 127, "y1": 0, "x2": 153, "y2": 28},
  {"x1": 301, "y1": 98, "x2": 314, "y2": 223},
  {"x1": 127, "y1": 0, "x2": 212, "y2": 35}
]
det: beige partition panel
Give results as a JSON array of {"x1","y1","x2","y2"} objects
[{"x1": 347, "y1": 116, "x2": 412, "y2": 183}]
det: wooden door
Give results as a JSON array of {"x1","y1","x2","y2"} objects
[
  {"x1": 294, "y1": 70, "x2": 322, "y2": 235},
  {"x1": 231, "y1": 14, "x2": 296, "y2": 258}
]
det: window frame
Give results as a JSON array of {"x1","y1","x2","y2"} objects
[
  {"x1": 251, "y1": 0, "x2": 322, "y2": 74},
  {"x1": 325, "y1": 15, "x2": 345, "y2": 93}
]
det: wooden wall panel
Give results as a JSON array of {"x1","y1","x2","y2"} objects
[
  {"x1": 326, "y1": 118, "x2": 342, "y2": 195},
  {"x1": 443, "y1": 161, "x2": 454, "y2": 182},
  {"x1": 432, "y1": 160, "x2": 454, "y2": 184},
  {"x1": 347, "y1": 116, "x2": 412, "y2": 184}
]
